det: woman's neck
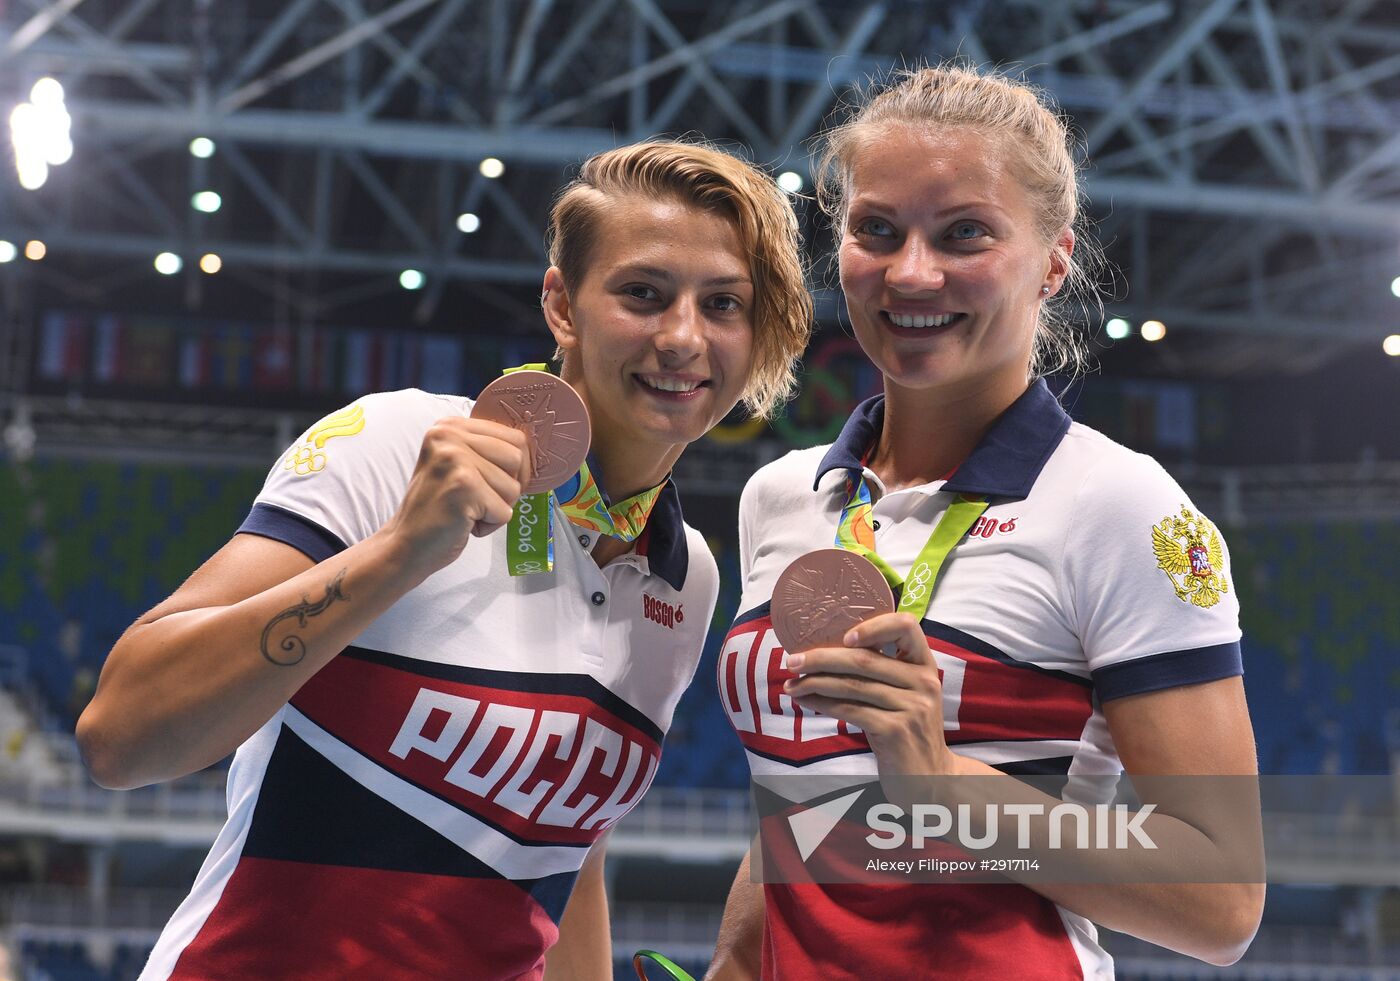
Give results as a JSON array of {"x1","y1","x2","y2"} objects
[
  {"x1": 586, "y1": 432, "x2": 678, "y2": 503},
  {"x1": 868, "y1": 378, "x2": 1030, "y2": 491}
]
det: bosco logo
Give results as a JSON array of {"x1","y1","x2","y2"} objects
[
  {"x1": 970, "y1": 515, "x2": 1017, "y2": 539},
  {"x1": 643, "y1": 594, "x2": 682, "y2": 629}
]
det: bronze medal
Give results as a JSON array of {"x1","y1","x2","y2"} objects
[
  {"x1": 471, "y1": 371, "x2": 591, "y2": 494},
  {"x1": 770, "y1": 548, "x2": 896, "y2": 654}
]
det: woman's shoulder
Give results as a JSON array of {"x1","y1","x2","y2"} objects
[
  {"x1": 355, "y1": 387, "x2": 472, "y2": 421},
  {"x1": 322, "y1": 388, "x2": 470, "y2": 443},
  {"x1": 1050, "y1": 421, "x2": 1205, "y2": 528},
  {"x1": 740, "y1": 445, "x2": 832, "y2": 509}
]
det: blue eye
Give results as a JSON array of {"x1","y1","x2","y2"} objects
[
  {"x1": 950, "y1": 222, "x2": 983, "y2": 240},
  {"x1": 852, "y1": 217, "x2": 894, "y2": 238}
]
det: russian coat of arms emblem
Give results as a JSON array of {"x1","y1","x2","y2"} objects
[{"x1": 1151, "y1": 505, "x2": 1229, "y2": 609}]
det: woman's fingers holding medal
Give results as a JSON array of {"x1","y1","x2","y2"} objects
[
  {"x1": 387, "y1": 417, "x2": 532, "y2": 571},
  {"x1": 783, "y1": 612, "x2": 958, "y2": 774},
  {"x1": 843, "y1": 612, "x2": 936, "y2": 666}
]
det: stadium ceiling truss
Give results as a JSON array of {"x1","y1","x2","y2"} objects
[{"x1": 1, "y1": 0, "x2": 1398, "y2": 346}]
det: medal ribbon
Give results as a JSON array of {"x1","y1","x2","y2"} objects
[
  {"x1": 501, "y1": 364, "x2": 665, "y2": 576},
  {"x1": 633, "y1": 950, "x2": 695, "y2": 981},
  {"x1": 836, "y1": 469, "x2": 988, "y2": 622},
  {"x1": 554, "y1": 464, "x2": 664, "y2": 542}
]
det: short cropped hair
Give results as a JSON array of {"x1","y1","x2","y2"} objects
[{"x1": 547, "y1": 139, "x2": 812, "y2": 418}]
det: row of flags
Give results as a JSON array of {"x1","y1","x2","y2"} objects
[
  {"x1": 33, "y1": 311, "x2": 1202, "y2": 453},
  {"x1": 35, "y1": 312, "x2": 552, "y2": 400}
]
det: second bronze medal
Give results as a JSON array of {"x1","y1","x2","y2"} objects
[{"x1": 770, "y1": 548, "x2": 895, "y2": 654}]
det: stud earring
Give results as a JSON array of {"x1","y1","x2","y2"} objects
[{"x1": 1041, "y1": 286, "x2": 1051, "y2": 295}]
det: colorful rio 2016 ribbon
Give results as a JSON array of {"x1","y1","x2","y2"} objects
[{"x1": 836, "y1": 466, "x2": 988, "y2": 622}]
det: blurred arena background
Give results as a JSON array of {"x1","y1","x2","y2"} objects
[{"x1": 1, "y1": 1, "x2": 1399, "y2": 978}]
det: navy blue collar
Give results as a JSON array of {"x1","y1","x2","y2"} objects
[
  {"x1": 813, "y1": 379, "x2": 1072, "y2": 500},
  {"x1": 637, "y1": 479, "x2": 688, "y2": 591}
]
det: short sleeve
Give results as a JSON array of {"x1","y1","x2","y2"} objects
[
  {"x1": 737, "y1": 471, "x2": 759, "y2": 585},
  {"x1": 1061, "y1": 451, "x2": 1243, "y2": 702},
  {"x1": 238, "y1": 390, "x2": 447, "y2": 562}
]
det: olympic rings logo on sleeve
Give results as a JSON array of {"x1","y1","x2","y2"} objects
[{"x1": 283, "y1": 403, "x2": 366, "y2": 478}]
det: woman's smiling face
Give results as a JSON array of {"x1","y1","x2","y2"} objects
[
  {"x1": 838, "y1": 124, "x2": 1070, "y2": 406},
  {"x1": 547, "y1": 194, "x2": 755, "y2": 470}
]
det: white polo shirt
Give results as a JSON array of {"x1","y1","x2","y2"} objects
[
  {"x1": 141, "y1": 388, "x2": 717, "y2": 981},
  {"x1": 717, "y1": 379, "x2": 1243, "y2": 980}
]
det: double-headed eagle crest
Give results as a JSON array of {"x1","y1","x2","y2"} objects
[{"x1": 1151, "y1": 505, "x2": 1229, "y2": 609}]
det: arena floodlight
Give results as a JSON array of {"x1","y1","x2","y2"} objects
[
  {"x1": 24, "y1": 240, "x2": 45, "y2": 260},
  {"x1": 777, "y1": 171, "x2": 804, "y2": 194},
  {"x1": 0, "y1": 240, "x2": 16, "y2": 263},
  {"x1": 10, "y1": 77, "x2": 73, "y2": 190},
  {"x1": 1105, "y1": 317, "x2": 1131, "y2": 340},
  {"x1": 1141, "y1": 319, "x2": 1167, "y2": 342},
  {"x1": 478, "y1": 157, "x2": 504, "y2": 179},
  {"x1": 456, "y1": 212, "x2": 481, "y2": 234},
  {"x1": 200, "y1": 253, "x2": 222, "y2": 274},
  {"x1": 400, "y1": 269, "x2": 425, "y2": 290},
  {"x1": 1391, "y1": 277, "x2": 1400, "y2": 299},
  {"x1": 1383, "y1": 334, "x2": 1400, "y2": 357},
  {"x1": 30, "y1": 77, "x2": 64, "y2": 109},
  {"x1": 189, "y1": 137, "x2": 216, "y2": 159},
  {"x1": 154, "y1": 252, "x2": 182, "y2": 275},
  {"x1": 192, "y1": 190, "x2": 222, "y2": 213}
]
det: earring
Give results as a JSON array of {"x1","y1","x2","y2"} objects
[
  {"x1": 540, "y1": 289, "x2": 550, "y2": 305},
  {"x1": 1041, "y1": 286, "x2": 1051, "y2": 295}
]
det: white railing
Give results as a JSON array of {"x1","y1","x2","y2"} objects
[
  {"x1": 615, "y1": 787, "x2": 751, "y2": 838},
  {"x1": 1107, "y1": 925, "x2": 1400, "y2": 978},
  {"x1": 5, "y1": 886, "x2": 185, "y2": 931},
  {"x1": 0, "y1": 771, "x2": 229, "y2": 822},
  {"x1": 5, "y1": 769, "x2": 1400, "y2": 880}
]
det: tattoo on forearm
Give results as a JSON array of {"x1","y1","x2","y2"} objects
[{"x1": 260, "y1": 569, "x2": 350, "y2": 666}]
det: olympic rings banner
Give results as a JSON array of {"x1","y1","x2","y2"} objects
[{"x1": 708, "y1": 335, "x2": 887, "y2": 449}]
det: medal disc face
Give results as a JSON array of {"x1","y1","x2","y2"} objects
[
  {"x1": 471, "y1": 371, "x2": 591, "y2": 494},
  {"x1": 770, "y1": 548, "x2": 896, "y2": 654}
]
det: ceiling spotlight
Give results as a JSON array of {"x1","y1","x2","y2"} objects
[
  {"x1": 1141, "y1": 319, "x2": 1166, "y2": 342},
  {"x1": 25, "y1": 240, "x2": 46, "y2": 261},
  {"x1": 400, "y1": 269, "x2": 425, "y2": 290},
  {"x1": 154, "y1": 252, "x2": 182, "y2": 275},
  {"x1": 0, "y1": 241, "x2": 15, "y2": 263},
  {"x1": 1384, "y1": 334, "x2": 1400, "y2": 357},
  {"x1": 199, "y1": 253, "x2": 222, "y2": 274},
  {"x1": 456, "y1": 212, "x2": 481, "y2": 234},
  {"x1": 15, "y1": 154, "x2": 48, "y2": 190},
  {"x1": 191, "y1": 190, "x2": 222, "y2": 213},
  {"x1": 10, "y1": 80, "x2": 72, "y2": 190},
  {"x1": 478, "y1": 157, "x2": 504, "y2": 179},
  {"x1": 1105, "y1": 317, "x2": 1131, "y2": 340},
  {"x1": 777, "y1": 171, "x2": 804, "y2": 194},
  {"x1": 189, "y1": 137, "x2": 216, "y2": 159},
  {"x1": 29, "y1": 77, "x2": 65, "y2": 109}
]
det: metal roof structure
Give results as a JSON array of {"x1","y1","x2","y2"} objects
[{"x1": 1, "y1": 0, "x2": 1396, "y2": 352}]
